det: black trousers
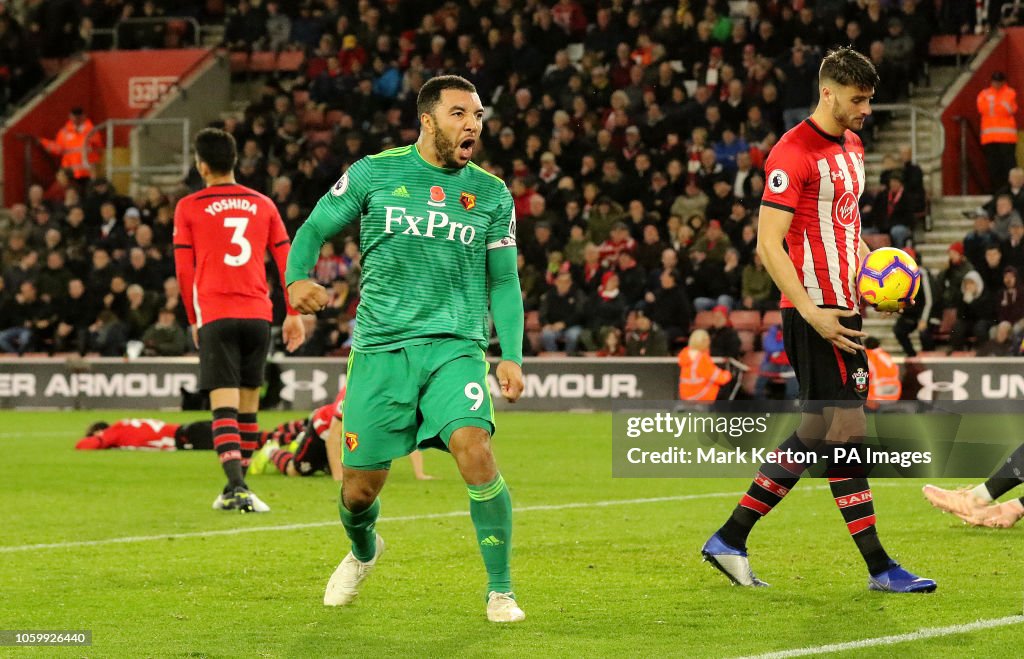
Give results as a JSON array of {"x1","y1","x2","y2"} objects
[{"x1": 983, "y1": 142, "x2": 1017, "y2": 193}]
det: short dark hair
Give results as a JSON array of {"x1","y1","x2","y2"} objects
[
  {"x1": 864, "y1": 337, "x2": 880, "y2": 350},
  {"x1": 86, "y1": 421, "x2": 109, "y2": 436},
  {"x1": 194, "y1": 127, "x2": 237, "y2": 175},
  {"x1": 819, "y1": 46, "x2": 879, "y2": 90},
  {"x1": 416, "y1": 75, "x2": 477, "y2": 117}
]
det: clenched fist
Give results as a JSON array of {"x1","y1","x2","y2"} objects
[{"x1": 288, "y1": 279, "x2": 328, "y2": 314}]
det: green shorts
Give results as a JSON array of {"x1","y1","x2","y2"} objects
[{"x1": 341, "y1": 338, "x2": 495, "y2": 470}]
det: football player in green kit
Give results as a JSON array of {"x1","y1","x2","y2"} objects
[{"x1": 286, "y1": 75, "x2": 525, "y2": 622}]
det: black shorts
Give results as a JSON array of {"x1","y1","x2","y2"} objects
[
  {"x1": 291, "y1": 424, "x2": 329, "y2": 476},
  {"x1": 781, "y1": 307, "x2": 869, "y2": 408},
  {"x1": 198, "y1": 318, "x2": 271, "y2": 391}
]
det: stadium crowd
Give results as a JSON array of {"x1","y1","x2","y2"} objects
[{"x1": 0, "y1": 0, "x2": 1018, "y2": 364}]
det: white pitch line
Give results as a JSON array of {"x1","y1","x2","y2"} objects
[
  {"x1": 0, "y1": 431, "x2": 67, "y2": 438},
  {"x1": 734, "y1": 615, "x2": 1024, "y2": 659},
  {"x1": 0, "y1": 490, "x2": 751, "y2": 554},
  {"x1": 0, "y1": 482, "x2": 905, "y2": 554}
]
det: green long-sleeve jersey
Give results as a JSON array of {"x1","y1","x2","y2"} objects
[{"x1": 286, "y1": 144, "x2": 523, "y2": 363}]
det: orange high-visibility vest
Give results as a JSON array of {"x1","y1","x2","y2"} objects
[
  {"x1": 866, "y1": 347, "x2": 901, "y2": 410},
  {"x1": 977, "y1": 85, "x2": 1018, "y2": 145},
  {"x1": 678, "y1": 347, "x2": 732, "y2": 401},
  {"x1": 40, "y1": 119, "x2": 102, "y2": 178}
]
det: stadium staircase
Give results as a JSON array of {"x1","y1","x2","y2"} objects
[{"x1": 860, "y1": 66, "x2": 987, "y2": 355}]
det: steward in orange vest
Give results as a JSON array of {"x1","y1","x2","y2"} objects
[
  {"x1": 864, "y1": 337, "x2": 901, "y2": 410},
  {"x1": 40, "y1": 107, "x2": 102, "y2": 181},
  {"x1": 977, "y1": 71, "x2": 1019, "y2": 191},
  {"x1": 678, "y1": 329, "x2": 732, "y2": 401}
]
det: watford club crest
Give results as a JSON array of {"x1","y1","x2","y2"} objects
[
  {"x1": 460, "y1": 191, "x2": 476, "y2": 210},
  {"x1": 345, "y1": 432, "x2": 359, "y2": 452},
  {"x1": 853, "y1": 368, "x2": 869, "y2": 393}
]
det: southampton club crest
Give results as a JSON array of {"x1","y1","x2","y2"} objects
[{"x1": 853, "y1": 367, "x2": 869, "y2": 394}]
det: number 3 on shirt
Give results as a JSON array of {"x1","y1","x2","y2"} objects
[{"x1": 223, "y1": 217, "x2": 252, "y2": 266}]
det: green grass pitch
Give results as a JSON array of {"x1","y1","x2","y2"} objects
[{"x1": 1, "y1": 410, "x2": 1022, "y2": 657}]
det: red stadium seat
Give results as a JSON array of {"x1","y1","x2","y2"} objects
[
  {"x1": 928, "y1": 35, "x2": 958, "y2": 57},
  {"x1": 742, "y1": 350, "x2": 764, "y2": 395},
  {"x1": 761, "y1": 310, "x2": 782, "y2": 331},
  {"x1": 277, "y1": 50, "x2": 305, "y2": 72},
  {"x1": 958, "y1": 34, "x2": 985, "y2": 55},
  {"x1": 737, "y1": 330, "x2": 757, "y2": 354},
  {"x1": 228, "y1": 52, "x2": 249, "y2": 73},
  {"x1": 729, "y1": 310, "x2": 761, "y2": 331},
  {"x1": 693, "y1": 310, "x2": 715, "y2": 330},
  {"x1": 934, "y1": 307, "x2": 958, "y2": 341},
  {"x1": 249, "y1": 52, "x2": 278, "y2": 73},
  {"x1": 525, "y1": 311, "x2": 542, "y2": 354},
  {"x1": 292, "y1": 88, "x2": 310, "y2": 109}
]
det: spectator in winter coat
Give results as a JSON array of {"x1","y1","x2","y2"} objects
[
  {"x1": 625, "y1": 310, "x2": 669, "y2": 357},
  {"x1": 997, "y1": 266, "x2": 1024, "y2": 332},
  {"x1": 708, "y1": 304, "x2": 742, "y2": 358},
  {"x1": 754, "y1": 324, "x2": 797, "y2": 400},
  {"x1": 643, "y1": 269, "x2": 691, "y2": 348},
  {"x1": 951, "y1": 271, "x2": 995, "y2": 351},
  {"x1": 539, "y1": 272, "x2": 585, "y2": 354}
]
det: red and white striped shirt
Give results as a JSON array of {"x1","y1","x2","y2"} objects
[{"x1": 761, "y1": 119, "x2": 865, "y2": 310}]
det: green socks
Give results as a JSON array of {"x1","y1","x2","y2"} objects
[
  {"x1": 337, "y1": 475, "x2": 512, "y2": 593},
  {"x1": 339, "y1": 495, "x2": 380, "y2": 562},
  {"x1": 468, "y1": 474, "x2": 513, "y2": 594}
]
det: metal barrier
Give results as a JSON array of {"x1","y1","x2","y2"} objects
[
  {"x1": 953, "y1": 114, "x2": 986, "y2": 196},
  {"x1": 113, "y1": 17, "x2": 201, "y2": 50},
  {"x1": 14, "y1": 134, "x2": 60, "y2": 202},
  {"x1": 86, "y1": 118, "x2": 190, "y2": 195},
  {"x1": 868, "y1": 103, "x2": 946, "y2": 164}
]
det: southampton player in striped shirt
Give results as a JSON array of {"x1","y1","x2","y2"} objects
[
  {"x1": 702, "y1": 48, "x2": 936, "y2": 593},
  {"x1": 286, "y1": 76, "x2": 526, "y2": 622}
]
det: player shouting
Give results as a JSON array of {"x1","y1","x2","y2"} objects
[
  {"x1": 174, "y1": 128, "x2": 306, "y2": 513},
  {"x1": 702, "y1": 48, "x2": 935, "y2": 593},
  {"x1": 287, "y1": 75, "x2": 525, "y2": 622}
]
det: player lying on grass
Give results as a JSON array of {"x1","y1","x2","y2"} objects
[
  {"x1": 74, "y1": 409, "x2": 433, "y2": 481},
  {"x1": 76, "y1": 418, "x2": 213, "y2": 451},
  {"x1": 251, "y1": 388, "x2": 434, "y2": 481},
  {"x1": 922, "y1": 443, "x2": 1024, "y2": 528}
]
